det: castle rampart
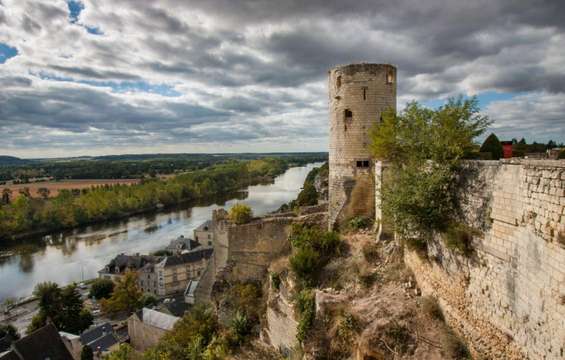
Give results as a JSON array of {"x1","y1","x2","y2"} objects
[{"x1": 402, "y1": 160, "x2": 565, "y2": 359}]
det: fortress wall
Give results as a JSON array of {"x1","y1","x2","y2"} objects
[{"x1": 402, "y1": 160, "x2": 565, "y2": 359}]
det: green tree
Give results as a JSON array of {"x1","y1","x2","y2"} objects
[
  {"x1": 101, "y1": 271, "x2": 143, "y2": 316},
  {"x1": 0, "y1": 324, "x2": 19, "y2": 340},
  {"x1": 228, "y1": 203, "x2": 253, "y2": 224},
  {"x1": 81, "y1": 345, "x2": 94, "y2": 360},
  {"x1": 480, "y1": 133, "x2": 503, "y2": 160},
  {"x1": 370, "y1": 97, "x2": 490, "y2": 242},
  {"x1": 104, "y1": 344, "x2": 135, "y2": 360},
  {"x1": 296, "y1": 183, "x2": 318, "y2": 206},
  {"x1": 89, "y1": 278, "x2": 115, "y2": 300}
]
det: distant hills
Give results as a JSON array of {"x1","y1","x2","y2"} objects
[{"x1": 0, "y1": 156, "x2": 33, "y2": 166}]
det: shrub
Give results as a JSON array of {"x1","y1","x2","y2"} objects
[
  {"x1": 362, "y1": 243, "x2": 380, "y2": 263},
  {"x1": 296, "y1": 183, "x2": 318, "y2": 206},
  {"x1": 229, "y1": 311, "x2": 250, "y2": 345},
  {"x1": 290, "y1": 247, "x2": 321, "y2": 286},
  {"x1": 89, "y1": 278, "x2": 114, "y2": 300},
  {"x1": 270, "y1": 272, "x2": 281, "y2": 291},
  {"x1": 479, "y1": 133, "x2": 503, "y2": 160},
  {"x1": 223, "y1": 282, "x2": 262, "y2": 325},
  {"x1": 442, "y1": 222, "x2": 476, "y2": 256},
  {"x1": 348, "y1": 216, "x2": 373, "y2": 230},
  {"x1": 558, "y1": 150, "x2": 565, "y2": 159},
  {"x1": 228, "y1": 203, "x2": 253, "y2": 224},
  {"x1": 80, "y1": 345, "x2": 93, "y2": 360},
  {"x1": 142, "y1": 294, "x2": 158, "y2": 307},
  {"x1": 382, "y1": 322, "x2": 413, "y2": 355},
  {"x1": 421, "y1": 296, "x2": 444, "y2": 321},
  {"x1": 359, "y1": 271, "x2": 379, "y2": 288},
  {"x1": 295, "y1": 290, "x2": 315, "y2": 343}
]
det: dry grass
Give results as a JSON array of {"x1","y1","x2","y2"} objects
[{"x1": 0, "y1": 179, "x2": 139, "y2": 199}]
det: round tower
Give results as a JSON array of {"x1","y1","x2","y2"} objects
[{"x1": 328, "y1": 63, "x2": 397, "y2": 229}]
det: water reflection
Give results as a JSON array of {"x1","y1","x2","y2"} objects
[{"x1": 0, "y1": 163, "x2": 321, "y2": 301}]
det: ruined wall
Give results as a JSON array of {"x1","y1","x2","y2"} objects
[
  {"x1": 212, "y1": 208, "x2": 328, "y2": 283},
  {"x1": 328, "y1": 63, "x2": 396, "y2": 229},
  {"x1": 128, "y1": 316, "x2": 168, "y2": 352},
  {"x1": 402, "y1": 160, "x2": 565, "y2": 359}
]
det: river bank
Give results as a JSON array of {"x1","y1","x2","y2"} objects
[{"x1": 0, "y1": 163, "x2": 322, "y2": 302}]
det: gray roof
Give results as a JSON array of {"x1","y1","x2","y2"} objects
[
  {"x1": 101, "y1": 254, "x2": 160, "y2": 274},
  {"x1": 8, "y1": 323, "x2": 74, "y2": 360},
  {"x1": 80, "y1": 323, "x2": 118, "y2": 352},
  {"x1": 195, "y1": 220, "x2": 212, "y2": 232},
  {"x1": 142, "y1": 308, "x2": 179, "y2": 331},
  {"x1": 161, "y1": 247, "x2": 213, "y2": 267}
]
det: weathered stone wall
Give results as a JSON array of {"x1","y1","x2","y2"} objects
[
  {"x1": 128, "y1": 315, "x2": 168, "y2": 352},
  {"x1": 212, "y1": 207, "x2": 328, "y2": 283},
  {"x1": 328, "y1": 63, "x2": 396, "y2": 229},
  {"x1": 402, "y1": 160, "x2": 565, "y2": 360}
]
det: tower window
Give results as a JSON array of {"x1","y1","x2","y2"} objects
[
  {"x1": 336, "y1": 75, "x2": 342, "y2": 89},
  {"x1": 386, "y1": 70, "x2": 394, "y2": 84},
  {"x1": 356, "y1": 160, "x2": 370, "y2": 168},
  {"x1": 362, "y1": 87, "x2": 367, "y2": 100},
  {"x1": 344, "y1": 109, "x2": 352, "y2": 121}
]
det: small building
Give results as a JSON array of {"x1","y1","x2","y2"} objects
[
  {"x1": 166, "y1": 235, "x2": 200, "y2": 255},
  {"x1": 194, "y1": 220, "x2": 214, "y2": 246},
  {"x1": 0, "y1": 323, "x2": 74, "y2": 360},
  {"x1": 501, "y1": 141, "x2": 513, "y2": 159},
  {"x1": 98, "y1": 253, "x2": 160, "y2": 282},
  {"x1": 154, "y1": 247, "x2": 213, "y2": 297},
  {"x1": 79, "y1": 322, "x2": 120, "y2": 357},
  {"x1": 128, "y1": 308, "x2": 179, "y2": 351}
]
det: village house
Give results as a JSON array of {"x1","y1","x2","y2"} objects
[
  {"x1": 98, "y1": 253, "x2": 160, "y2": 282},
  {"x1": 128, "y1": 308, "x2": 179, "y2": 351},
  {"x1": 165, "y1": 235, "x2": 200, "y2": 255},
  {"x1": 194, "y1": 220, "x2": 214, "y2": 246}
]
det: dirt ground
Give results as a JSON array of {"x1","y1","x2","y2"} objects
[{"x1": 0, "y1": 179, "x2": 139, "y2": 199}]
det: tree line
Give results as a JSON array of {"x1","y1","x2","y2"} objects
[{"x1": 0, "y1": 157, "x2": 313, "y2": 242}]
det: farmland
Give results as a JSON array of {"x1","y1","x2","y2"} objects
[{"x1": 0, "y1": 179, "x2": 139, "y2": 199}]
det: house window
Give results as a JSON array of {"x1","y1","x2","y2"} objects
[
  {"x1": 336, "y1": 75, "x2": 342, "y2": 89},
  {"x1": 356, "y1": 160, "x2": 370, "y2": 168},
  {"x1": 344, "y1": 109, "x2": 352, "y2": 121},
  {"x1": 386, "y1": 70, "x2": 394, "y2": 84}
]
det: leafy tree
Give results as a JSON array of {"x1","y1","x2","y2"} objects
[
  {"x1": 0, "y1": 324, "x2": 19, "y2": 340},
  {"x1": 80, "y1": 345, "x2": 94, "y2": 360},
  {"x1": 89, "y1": 278, "x2": 115, "y2": 300},
  {"x1": 228, "y1": 203, "x2": 253, "y2": 224},
  {"x1": 547, "y1": 140, "x2": 557, "y2": 149},
  {"x1": 480, "y1": 133, "x2": 503, "y2": 160},
  {"x1": 104, "y1": 344, "x2": 135, "y2": 360},
  {"x1": 141, "y1": 294, "x2": 158, "y2": 308},
  {"x1": 101, "y1": 271, "x2": 143, "y2": 316},
  {"x1": 37, "y1": 187, "x2": 50, "y2": 199},
  {"x1": 28, "y1": 282, "x2": 92, "y2": 334},
  {"x1": 370, "y1": 97, "x2": 489, "y2": 243},
  {"x1": 518, "y1": 138, "x2": 526, "y2": 145},
  {"x1": 296, "y1": 182, "x2": 318, "y2": 206}
]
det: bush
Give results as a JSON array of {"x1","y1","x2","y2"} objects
[
  {"x1": 442, "y1": 222, "x2": 476, "y2": 256},
  {"x1": 230, "y1": 311, "x2": 250, "y2": 345},
  {"x1": 479, "y1": 133, "x2": 503, "y2": 160},
  {"x1": 80, "y1": 345, "x2": 93, "y2": 360},
  {"x1": 296, "y1": 183, "x2": 318, "y2": 206},
  {"x1": 362, "y1": 243, "x2": 380, "y2": 263},
  {"x1": 382, "y1": 322, "x2": 413, "y2": 355},
  {"x1": 359, "y1": 271, "x2": 379, "y2": 288},
  {"x1": 89, "y1": 278, "x2": 114, "y2": 300},
  {"x1": 270, "y1": 272, "x2": 281, "y2": 291},
  {"x1": 142, "y1": 294, "x2": 158, "y2": 308},
  {"x1": 347, "y1": 216, "x2": 373, "y2": 230},
  {"x1": 290, "y1": 247, "x2": 321, "y2": 286},
  {"x1": 558, "y1": 150, "x2": 565, "y2": 159},
  {"x1": 295, "y1": 289, "x2": 315, "y2": 343},
  {"x1": 228, "y1": 203, "x2": 253, "y2": 224}
]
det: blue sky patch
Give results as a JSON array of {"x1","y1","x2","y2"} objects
[
  {"x1": 0, "y1": 43, "x2": 18, "y2": 64},
  {"x1": 423, "y1": 91, "x2": 519, "y2": 110},
  {"x1": 67, "y1": 0, "x2": 84, "y2": 23},
  {"x1": 35, "y1": 72, "x2": 181, "y2": 97}
]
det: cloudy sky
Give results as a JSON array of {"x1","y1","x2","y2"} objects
[{"x1": 0, "y1": 0, "x2": 564, "y2": 158}]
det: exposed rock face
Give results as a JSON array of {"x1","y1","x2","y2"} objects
[
  {"x1": 264, "y1": 275, "x2": 299, "y2": 357},
  {"x1": 401, "y1": 160, "x2": 565, "y2": 359}
]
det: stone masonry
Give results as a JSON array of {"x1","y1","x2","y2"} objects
[
  {"x1": 402, "y1": 160, "x2": 565, "y2": 359},
  {"x1": 328, "y1": 63, "x2": 396, "y2": 229}
]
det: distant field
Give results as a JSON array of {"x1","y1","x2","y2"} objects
[{"x1": 0, "y1": 179, "x2": 139, "y2": 199}]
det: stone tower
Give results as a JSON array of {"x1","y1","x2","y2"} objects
[{"x1": 328, "y1": 63, "x2": 397, "y2": 229}]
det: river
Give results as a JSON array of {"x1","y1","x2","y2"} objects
[{"x1": 0, "y1": 163, "x2": 321, "y2": 301}]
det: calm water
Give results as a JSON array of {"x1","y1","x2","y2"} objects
[{"x1": 0, "y1": 163, "x2": 321, "y2": 301}]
